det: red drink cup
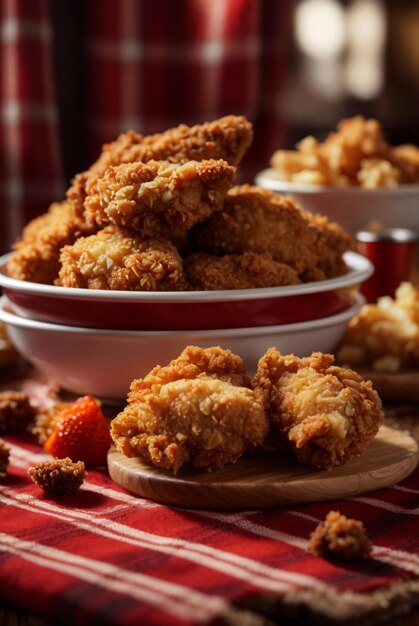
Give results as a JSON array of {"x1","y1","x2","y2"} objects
[{"x1": 356, "y1": 228, "x2": 418, "y2": 303}]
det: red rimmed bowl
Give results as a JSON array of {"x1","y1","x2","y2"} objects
[
  {"x1": 0, "y1": 252, "x2": 372, "y2": 331},
  {"x1": 0, "y1": 295, "x2": 364, "y2": 399}
]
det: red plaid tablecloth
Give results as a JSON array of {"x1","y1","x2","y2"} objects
[
  {"x1": 0, "y1": 0, "x2": 289, "y2": 253},
  {"x1": 1, "y1": 409, "x2": 419, "y2": 626}
]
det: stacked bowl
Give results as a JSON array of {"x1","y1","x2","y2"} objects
[{"x1": 0, "y1": 251, "x2": 371, "y2": 399}]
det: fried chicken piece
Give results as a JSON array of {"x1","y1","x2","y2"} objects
[
  {"x1": 336, "y1": 282, "x2": 419, "y2": 372},
  {"x1": 0, "y1": 391, "x2": 36, "y2": 434},
  {"x1": 192, "y1": 185, "x2": 353, "y2": 279},
  {"x1": 301, "y1": 212, "x2": 354, "y2": 280},
  {"x1": 84, "y1": 159, "x2": 235, "y2": 238},
  {"x1": 57, "y1": 226, "x2": 187, "y2": 291},
  {"x1": 111, "y1": 378, "x2": 268, "y2": 473},
  {"x1": 252, "y1": 349, "x2": 383, "y2": 470},
  {"x1": 389, "y1": 144, "x2": 419, "y2": 183},
  {"x1": 184, "y1": 251, "x2": 300, "y2": 290},
  {"x1": 67, "y1": 115, "x2": 253, "y2": 210},
  {"x1": 308, "y1": 511, "x2": 372, "y2": 560},
  {"x1": 128, "y1": 345, "x2": 251, "y2": 404},
  {"x1": 29, "y1": 458, "x2": 87, "y2": 495},
  {"x1": 321, "y1": 116, "x2": 390, "y2": 182},
  {"x1": 7, "y1": 202, "x2": 96, "y2": 284},
  {"x1": 271, "y1": 116, "x2": 405, "y2": 188}
]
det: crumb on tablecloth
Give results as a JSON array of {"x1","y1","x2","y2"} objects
[
  {"x1": 0, "y1": 391, "x2": 36, "y2": 434},
  {"x1": 28, "y1": 458, "x2": 87, "y2": 495},
  {"x1": 0, "y1": 441, "x2": 10, "y2": 478},
  {"x1": 308, "y1": 510, "x2": 372, "y2": 560}
]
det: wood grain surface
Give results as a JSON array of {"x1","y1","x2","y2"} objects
[
  {"x1": 361, "y1": 370, "x2": 419, "y2": 403},
  {"x1": 107, "y1": 425, "x2": 419, "y2": 510}
]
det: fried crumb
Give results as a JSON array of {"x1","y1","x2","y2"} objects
[
  {"x1": 0, "y1": 391, "x2": 36, "y2": 434},
  {"x1": 308, "y1": 510, "x2": 372, "y2": 560},
  {"x1": 28, "y1": 457, "x2": 87, "y2": 495},
  {"x1": 0, "y1": 441, "x2": 10, "y2": 478},
  {"x1": 31, "y1": 404, "x2": 71, "y2": 444}
]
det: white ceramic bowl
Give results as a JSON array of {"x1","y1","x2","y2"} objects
[
  {"x1": 255, "y1": 169, "x2": 419, "y2": 234},
  {"x1": 0, "y1": 295, "x2": 364, "y2": 399},
  {"x1": 0, "y1": 251, "x2": 372, "y2": 330}
]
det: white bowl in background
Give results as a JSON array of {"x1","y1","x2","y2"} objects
[
  {"x1": 0, "y1": 295, "x2": 364, "y2": 399},
  {"x1": 255, "y1": 169, "x2": 419, "y2": 234}
]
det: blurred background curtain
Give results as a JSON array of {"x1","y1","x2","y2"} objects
[{"x1": 0, "y1": 0, "x2": 290, "y2": 253}]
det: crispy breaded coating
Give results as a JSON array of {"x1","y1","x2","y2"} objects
[
  {"x1": 84, "y1": 159, "x2": 235, "y2": 237},
  {"x1": 0, "y1": 391, "x2": 36, "y2": 434},
  {"x1": 111, "y1": 378, "x2": 268, "y2": 473},
  {"x1": 192, "y1": 185, "x2": 353, "y2": 279},
  {"x1": 128, "y1": 345, "x2": 251, "y2": 404},
  {"x1": 31, "y1": 404, "x2": 71, "y2": 444},
  {"x1": 29, "y1": 458, "x2": 87, "y2": 495},
  {"x1": 7, "y1": 202, "x2": 96, "y2": 284},
  {"x1": 308, "y1": 510, "x2": 372, "y2": 560},
  {"x1": 57, "y1": 226, "x2": 187, "y2": 291},
  {"x1": 252, "y1": 349, "x2": 383, "y2": 470},
  {"x1": 67, "y1": 115, "x2": 252, "y2": 210},
  {"x1": 95, "y1": 115, "x2": 253, "y2": 171},
  {"x1": 184, "y1": 251, "x2": 301, "y2": 290},
  {"x1": 66, "y1": 171, "x2": 90, "y2": 218},
  {"x1": 270, "y1": 116, "x2": 419, "y2": 188},
  {"x1": 336, "y1": 282, "x2": 419, "y2": 372}
]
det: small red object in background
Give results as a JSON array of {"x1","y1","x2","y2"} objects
[{"x1": 356, "y1": 229, "x2": 418, "y2": 303}]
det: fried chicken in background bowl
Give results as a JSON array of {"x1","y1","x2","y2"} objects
[{"x1": 256, "y1": 116, "x2": 419, "y2": 234}]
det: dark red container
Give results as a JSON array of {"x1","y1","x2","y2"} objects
[{"x1": 356, "y1": 228, "x2": 418, "y2": 303}]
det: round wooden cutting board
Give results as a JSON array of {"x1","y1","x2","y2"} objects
[{"x1": 107, "y1": 425, "x2": 419, "y2": 510}]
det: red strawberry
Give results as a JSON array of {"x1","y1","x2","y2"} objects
[{"x1": 44, "y1": 396, "x2": 112, "y2": 467}]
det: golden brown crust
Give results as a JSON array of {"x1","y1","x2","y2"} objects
[
  {"x1": 57, "y1": 226, "x2": 187, "y2": 291},
  {"x1": 336, "y1": 282, "x2": 419, "y2": 372},
  {"x1": 84, "y1": 159, "x2": 236, "y2": 238},
  {"x1": 307, "y1": 510, "x2": 372, "y2": 560},
  {"x1": 192, "y1": 185, "x2": 353, "y2": 279},
  {"x1": 0, "y1": 391, "x2": 36, "y2": 434},
  {"x1": 111, "y1": 378, "x2": 268, "y2": 473},
  {"x1": 252, "y1": 349, "x2": 383, "y2": 470},
  {"x1": 270, "y1": 116, "x2": 419, "y2": 188},
  {"x1": 184, "y1": 251, "x2": 301, "y2": 290},
  {"x1": 67, "y1": 115, "x2": 252, "y2": 211},
  {"x1": 128, "y1": 345, "x2": 251, "y2": 404},
  {"x1": 28, "y1": 458, "x2": 87, "y2": 494},
  {"x1": 7, "y1": 202, "x2": 96, "y2": 284}
]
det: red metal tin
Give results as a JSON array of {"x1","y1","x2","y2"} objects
[{"x1": 356, "y1": 228, "x2": 418, "y2": 303}]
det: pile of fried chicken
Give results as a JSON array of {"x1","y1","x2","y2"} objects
[
  {"x1": 270, "y1": 116, "x2": 419, "y2": 188},
  {"x1": 111, "y1": 346, "x2": 384, "y2": 474},
  {"x1": 8, "y1": 115, "x2": 354, "y2": 290}
]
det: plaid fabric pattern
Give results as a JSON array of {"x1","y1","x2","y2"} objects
[
  {"x1": 0, "y1": 0, "x2": 289, "y2": 252},
  {"x1": 0, "y1": 433, "x2": 418, "y2": 625},
  {"x1": 0, "y1": 0, "x2": 63, "y2": 253}
]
